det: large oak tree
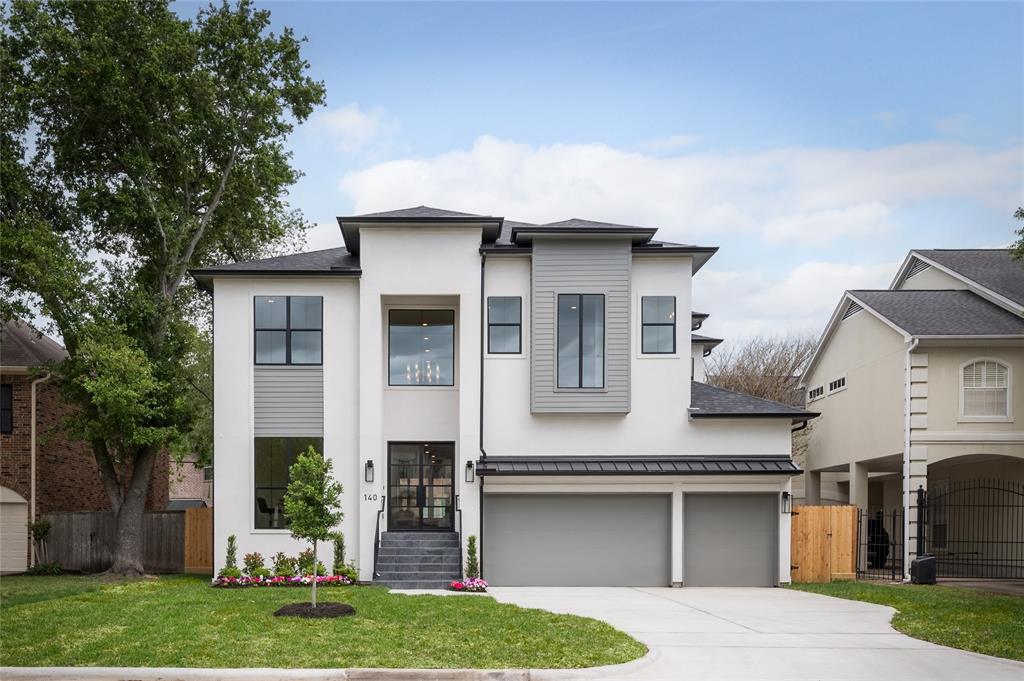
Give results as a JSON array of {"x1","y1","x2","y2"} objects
[{"x1": 1, "y1": 0, "x2": 324, "y2": 574}]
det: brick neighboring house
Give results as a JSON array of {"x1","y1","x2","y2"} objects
[
  {"x1": 0, "y1": 319, "x2": 168, "y2": 572},
  {"x1": 168, "y1": 455, "x2": 213, "y2": 509}
]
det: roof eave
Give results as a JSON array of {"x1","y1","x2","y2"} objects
[
  {"x1": 338, "y1": 215, "x2": 504, "y2": 255},
  {"x1": 511, "y1": 226, "x2": 658, "y2": 246},
  {"x1": 689, "y1": 410, "x2": 818, "y2": 423},
  {"x1": 188, "y1": 268, "x2": 362, "y2": 292}
]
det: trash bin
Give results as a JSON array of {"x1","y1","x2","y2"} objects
[{"x1": 911, "y1": 554, "x2": 936, "y2": 584}]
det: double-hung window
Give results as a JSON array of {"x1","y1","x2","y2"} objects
[
  {"x1": 641, "y1": 296, "x2": 676, "y2": 354},
  {"x1": 254, "y1": 436, "x2": 323, "y2": 529},
  {"x1": 0, "y1": 384, "x2": 12, "y2": 434},
  {"x1": 487, "y1": 297, "x2": 522, "y2": 354},
  {"x1": 557, "y1": 294, "x2": 605, "y2": 388},
  {"x1": 961, "y1": 359, "x2": 1010, "y2": 419},
  {"x1": 254, "y1": 296, "x2": 322, "y2": 365},
  {"x1": 389, "y1": 310, "x2": 455, "y2": 386}
]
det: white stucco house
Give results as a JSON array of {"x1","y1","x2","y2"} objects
[
  {"x1": 191, "y1": 206, "x2": 815, "y2": 588},
  {"x1": 802, "y1": 248, "x2": 1024, "y2": 580}
]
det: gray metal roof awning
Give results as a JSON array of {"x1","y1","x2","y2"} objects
[{"x1": 476, "y1": 456, "x2": 800, "y2": 477}]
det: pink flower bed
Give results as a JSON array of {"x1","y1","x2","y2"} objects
[
  {"x1": 449, "y1": 577, "x2": 488, "y2": 592},
  {"x1": 212, "y1": 574, "x2": 354, "y2": 588}
]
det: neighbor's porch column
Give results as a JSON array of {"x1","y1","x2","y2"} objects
[
  {"x1": 804, "y1": 470, "x2": 821, "y2": 505},
  {"x1": 850, "y1": 462, "x2": 869, "y2": 572}
]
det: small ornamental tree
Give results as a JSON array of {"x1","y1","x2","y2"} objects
[
  {"x1": 465, "y1": 535, "x2": 480, "y2": 579},
  {"x1": 283, "y1": 446, "x2": 342, "y2": 607}
]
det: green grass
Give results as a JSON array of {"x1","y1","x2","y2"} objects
[
  {"x1": 789, "y1": 581, "x2": 1024, "y2": 661},
  {"x1": 0, "y1": 574, "x2": 645, "y2": 669}
]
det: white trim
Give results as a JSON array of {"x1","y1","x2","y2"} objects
[
  {"x1": 911, "y1": 431, "x2": 1024, "y2": 444},
  {"x1": 807, "y1": 384, "x2": 825, "y2": 403},
  {"x1": 958, "y1": 357, "x2": 1013, "y2": 423},
  {"x1": 826, "y1": 374, "x2": 847, "y2": 395}
]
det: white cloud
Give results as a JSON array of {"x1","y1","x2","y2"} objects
[
  {"x1": 339, "y1": 136, "x2": 1021, "y2": 245},
  {"x1": 313, "y1": 104, "x2": 393, "y2": 153},
  {"x1": 635, "y1": 133, "x2": 702, "y2": 153},
  {"x1": 934, "y1": 113, "x2": 970, "y2": 136},
  {"x1": 694, "y1": 260, "x2": 899, "y2": 343}
]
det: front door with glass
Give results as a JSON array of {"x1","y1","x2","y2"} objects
[{"x1": 388, "y1": 443, "x2": 454, "y2": 531}]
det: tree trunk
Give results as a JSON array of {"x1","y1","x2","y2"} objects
[
  {"x1": 311, "y1": 540, "x2": 318, "y2": 608},
  {"x1": 104, "y1": 445, "x2": 158, "y2": 576}
]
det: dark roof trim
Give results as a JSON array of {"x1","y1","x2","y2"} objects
[
  {"x1": 476, "y1": 455, "x2": 800, "y2": 477},
  {"x1": 338, "y1": 215, "x2": 504, "y2": 255},
  {"x1": 189, "y1": 268, "x2": 361, "y2": 292},
  {"x1": 511, "y1": 225, "x2": 657, "y2": 245},
  {"x1": 689, "y1": 411, "x2": 818, "y2": 420}
]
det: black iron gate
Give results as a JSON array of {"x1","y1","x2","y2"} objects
[
  {"x1": 857, "y1": 507, "x2": 904, "y2": 581},
  {"x1": 922, "y1": 479, "x2": 1024, "y2": 579}
]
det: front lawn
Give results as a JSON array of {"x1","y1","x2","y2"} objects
[
  {"x1": 789, "y1": 581, "x2": 1024, "y2": 661},
  {"x1": 0, "y1": 574, "x2": 645, "y2": 669}
]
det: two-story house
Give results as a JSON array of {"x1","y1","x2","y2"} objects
[
  {"x1": 192, "y1": 206, "x2": 814, "y2": 588},
  {"x1": 802, "y1": 249, "x2": 1024, "y2": 579}
]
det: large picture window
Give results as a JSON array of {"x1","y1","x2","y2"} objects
[
  {"x1": 557, "y1": 294, "x2": 605, "y2": 388},
  {"x1": 487, "y1": 297, "x2": 522, "y2": 354},
  {"x1": 254, "y1": 436, "x2": 323, "y2": 529},
  {"x1": 641, "y1": 296, "x2": 676, "y2": 354},
  {"x1": 0, "y1": 384, "x2": 12, "y2": 434},
  {"x1": 961, "y1": 359, "x2": 1010, "y2": 419},
  {"x1": 254, "y1": 296, "x2": 322, "y2": 365},
  {"x1": 389, "y1": 310, "x2": 455, "y2": 386}
]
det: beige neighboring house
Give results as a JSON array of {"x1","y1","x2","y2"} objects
[{"x1": 802, "y1": 249, "x2": 1024, "y2": 579}]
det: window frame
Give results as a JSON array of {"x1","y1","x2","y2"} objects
[
  {"x1": 807, "y1": 385, "x2": 825, "y2": 402},
  {"x1": 0, "y1": 383, "x2": 12, "y2": 434},
  {"x1": 486, "y1": 296, "x2": 523, "y2": 355},
  {"x1": 640, "y1": 296, "x2": 677, "y2": 355},
  {"x1": 959, "y1": 358, "x2": 1013, "y2": 423},
  {"x1": 253, "y1": 295, "x2": 323, "y2": 367},
  {"x1": 827, "y1": 375, "x2": 847, "y2": 395},
  {"x1": 556, "y1": 293, "x2": 606, "y2": 390},
  {"x1": 387, "y1": 308, "x2": 457, "y2": 388},
  {"x1": 252, "y1": 436, "x2": 324, "y2": 531}
]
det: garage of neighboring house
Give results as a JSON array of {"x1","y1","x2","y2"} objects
[
  {"x1": 483, "y1": 492, "x2": 672, "y2": 586},
  {"x1": 1, "y1": 485, "x2": 29, "y2": 574}
]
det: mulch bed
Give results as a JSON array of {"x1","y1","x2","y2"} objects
[{"x1": 274, "y1": 602, "x2": 356, "y2": 618}]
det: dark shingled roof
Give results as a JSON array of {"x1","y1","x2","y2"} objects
[
  {"x1": 1, "y1": 319, "x2": 68, "y2": 368},
  {"x1": 476, "y1": 455, "x2": 800, "y2": 477},
  {"x1": 915, "y1": 249, "x2": 1024, "y2": 306},
  {"x1": 851, "y1": 289, "x2": 1024, "y2": 336},
  {"x1": 690, "y1": 381, "x2": 817, "y2": 421},
  {"x1": 189, "y1": 248, "x2": 361, "y2": 290},
  {"x1": 347, "y1": 205, "x2": 493, "y2": 220},
  {"x1": 537, "y1": 217, "x2": 651, "y2": 231}
]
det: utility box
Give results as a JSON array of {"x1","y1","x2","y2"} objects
[{"x1": 911, "y1": 554, "x2": 937, "y2": 584}]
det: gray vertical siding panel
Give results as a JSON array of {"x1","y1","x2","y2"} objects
[
  {"x1": 254, "y1": 366, "x2": 324, "y2": 436},
  {"x1": 531, "y1": 239, "x2": 631, "y2": 413}
]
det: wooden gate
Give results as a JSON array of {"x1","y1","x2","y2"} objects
[
  {"x1": 184, "y1": 507, "x2": 213, "y2": 574},
  {"x1": 791, "y1": 505, "x2": 857, "y2": 583}
]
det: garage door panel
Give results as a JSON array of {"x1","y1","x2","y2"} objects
[
  {"x1": 484, "y1": 493, "x2": 671, "y2": 586},
  {"x1": 1, "y1": 501, "x2": 29, "y2": 574},
  {"x1": 684, "y1": 494, "x2": 777, "y2": 587}
]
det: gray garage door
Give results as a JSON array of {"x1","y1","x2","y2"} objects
[
  {"x1": 684, "y1": 493, "x2": 778, "y2": 586},
  {"x1": 483, "y1": 493, "x2": 671, "y2": 586}
]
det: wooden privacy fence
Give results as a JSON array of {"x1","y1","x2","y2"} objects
[
  {"x1": 790, "y1": 505, "x2": 857, "y2": 583},
  {"x1": 184, "y1": 507, "x2": 213, "y2": 574},
  {"x1": 44, "y1": 507, "x2": 213, "y2": 574}
]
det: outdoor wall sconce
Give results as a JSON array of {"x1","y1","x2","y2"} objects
[
  {"x1": 465, "y1": 461, "x2": 475, "y2": 484},
  {"x1": 781, "y1": 491, "x2": 792, "y2": 514},
  {"x1": 364, "y1": 460, "x2": 374, "y2": 483}
]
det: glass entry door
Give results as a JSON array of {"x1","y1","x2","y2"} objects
[{"x1": 388, "y1": 443, "x2": 454, "y2": 531}]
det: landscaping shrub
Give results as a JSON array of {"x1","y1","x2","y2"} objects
[
  {"x1": 27, "y1": 561, "x2": 62, "y2": 576},
  {"x1": 333, "y1": 532, "x2": 345, "y2": 568},
  {"x1": 243, "y1": 552, "x2": 265, "y2": 576},
  {"x1": 450, "y1": 578, "x2": 488, "y2": 593},
  {"x1": 465, "y1": 535, "x2": 479, "y2": 579},
  {"x1": 28, "y1": 519, "x2": 52, "y2": 565},
  {"x1": 297, "y1": 548, "x2": 327, "y2": 576},
  {"x1": 212, "y1": 574, "x2": 353, "y2": 588},
  {"x1": 218, "y1": 534, "x2": 242, "y2": 578},
  {"x1": 272, "y1": 552, "x2": 296, "y2": 577}
]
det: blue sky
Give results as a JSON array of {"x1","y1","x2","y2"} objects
[{"x1": 181, "y1": 1, "x2": 1024, "y2": 341}]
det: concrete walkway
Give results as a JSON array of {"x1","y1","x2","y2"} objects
[{"x1": 490, "y1": 586, "x2": 1024, "y2": 681}]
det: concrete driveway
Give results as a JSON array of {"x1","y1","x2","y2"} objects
[{"x1": 489, "y1": 586, "x2": 1024, "y2": 681}]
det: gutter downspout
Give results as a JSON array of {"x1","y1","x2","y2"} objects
[
  {"x1": 478, "y1": 251, "x2": 487, "y2": 577},
  {"x1": 30, "y1": 372, "x2": 51, "y2": 567},
  {"x1": 902, "y1": 337, "x2": 919, "y2": 582}
]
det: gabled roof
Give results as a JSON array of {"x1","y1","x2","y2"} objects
[
  {"x1": 849, "y1": 290, "x2": 1024, "y2": 337},
  {"x1": 509, "y1": 217, "x2": 658, "y2": 246},
  {"x1": 1, "y1": 319, "x2": 68, "y2": 368},
  {"x1": 346, "y1": 205, "x2": 494, "y2": 220},
  {"x1": 337, "y1": 206, "x2": 504, "y2": 254},
  {"x1": 689, "y1": 381, "x2": 817, "y2": 422},
  {"x1": 189, "y1": 248, "x2": 361, "y2": 291},
  {"x1": 895, "y1": 248, "x2": 1024, "y2": 312}
]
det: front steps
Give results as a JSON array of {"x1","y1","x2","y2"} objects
[{"x1": 373, "y1": 531, "x2": 461, "y2": 589}]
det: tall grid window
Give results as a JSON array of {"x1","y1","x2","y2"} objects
[
  {"x1": 254, "y1": 296, "x2": 322, "y2": 365},
  {"x1": 389, "y1": 310, "x2": 455, "y2": 386},
  {"x1": 0, "y1": 384, "x2": 12, "y2": 434},
  {"x1": 254, "y1": 437, "x2": 323, "y2": 529},
  {"x1": 487, "y1": 297, "x2": 522, "y2": 354},
  {"x1": 962, "y1": 360, "x2": 1010, "y2": 418},
  {"x1": 557, "y1": 294, "x2": 605, "y2": 388},
  {"x1": 641, "y1": 296, "x2": 676, "y2": 354}
]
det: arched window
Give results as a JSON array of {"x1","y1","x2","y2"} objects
[{"x1": 961, "y1": 359, "x2": 1011, "y2": 420}]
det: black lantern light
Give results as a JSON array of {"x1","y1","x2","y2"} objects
[
  {"x1": 364, "y1": 459, "x2": 374, "y2": 483},
  {"x1": 465, "y1": 461, "x2": 475, "y2": 484},
  {"x1": 781, "y1": 491, "x2": 792, "y2": 514}
]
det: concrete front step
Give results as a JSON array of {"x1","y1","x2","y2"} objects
[
  {"x1": 377, "y1": 546, "x2": 460, "y2": 557},
  {"x1": 380, "y1": 531, "x2": 458, "y2": 539},
  {"x1": 377, "y1": 554, "x2": 461, "y2": 565},
  {"x1": 379, "y1": 539, "x2": 459, "y2": 549}
]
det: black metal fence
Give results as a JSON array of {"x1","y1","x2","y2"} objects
[
  {"x1": 857, "y1": 508, "x2": 904, "y2": 581},
  {"x1": 923, "y1": 479, "x2": 1024, "y2": 579}
]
